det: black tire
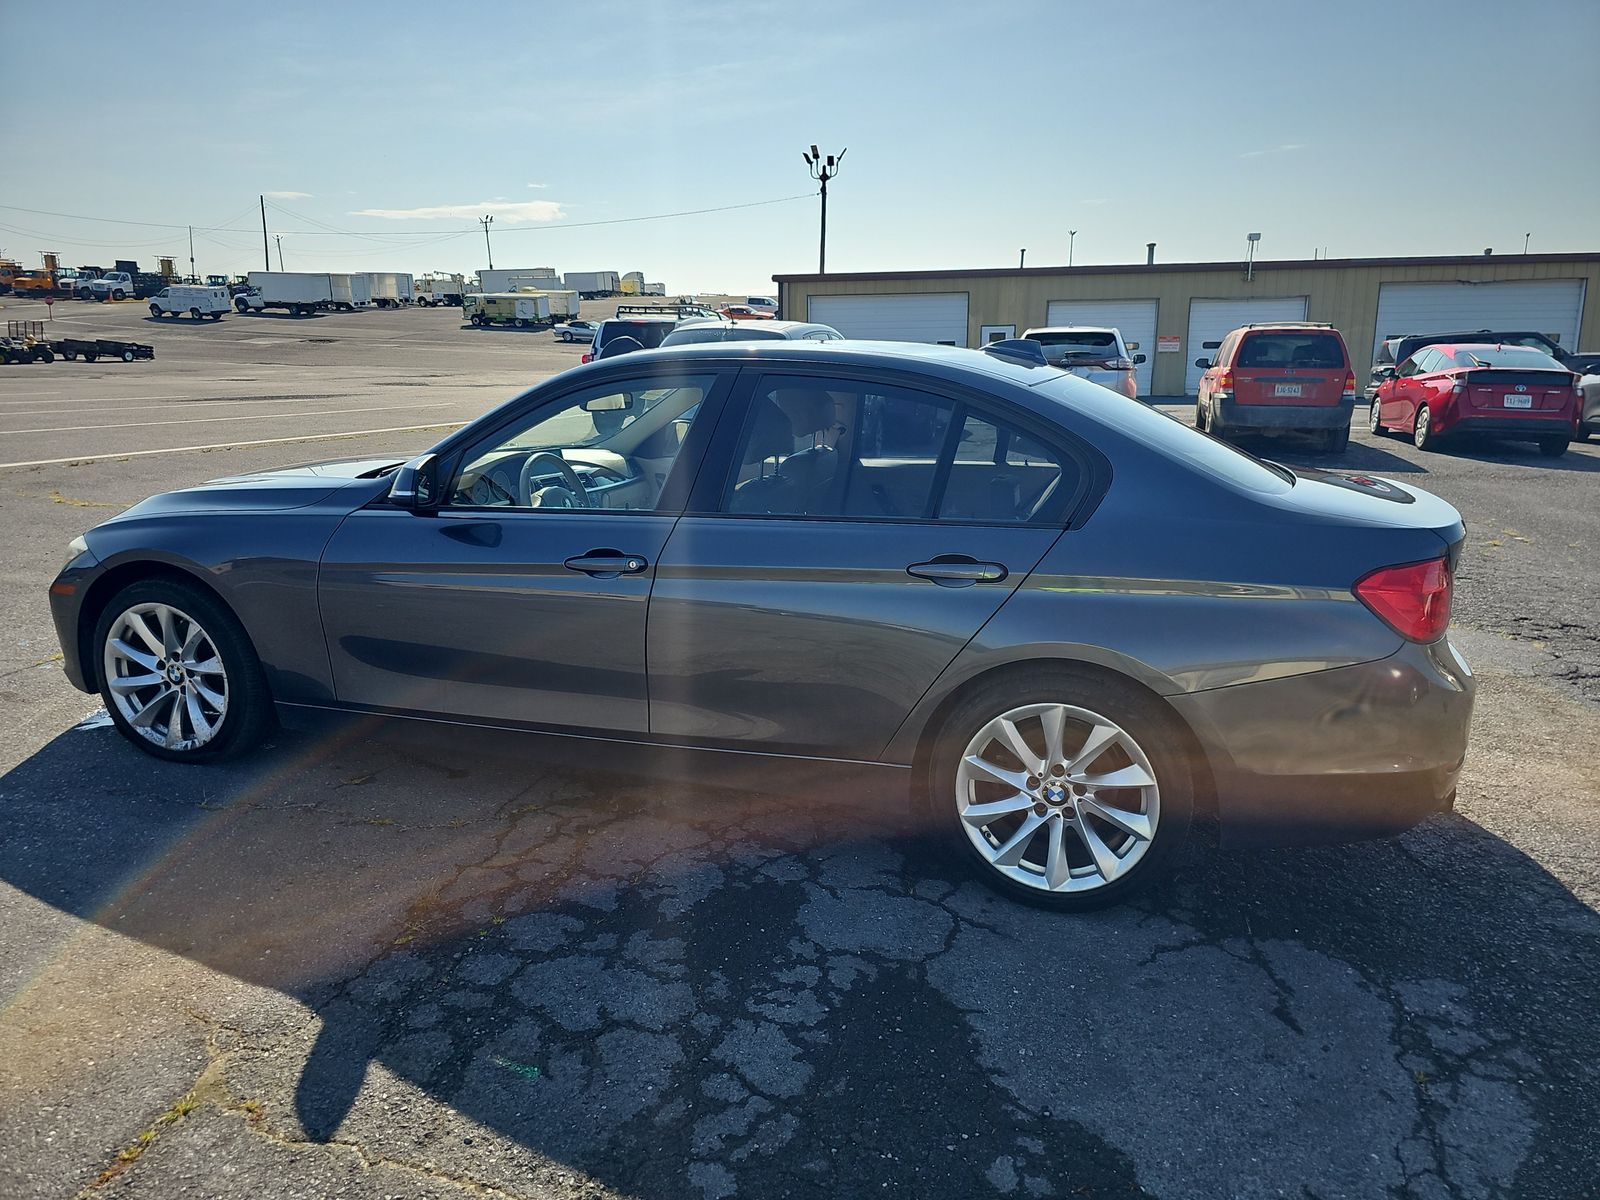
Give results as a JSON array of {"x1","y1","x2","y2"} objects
[
  {"x1": 209, "y1": 312, "x2": 222, "y2": 321},
  {"x1": 190, "y1": 308, "x2": 202, "y2": 320},
  {"x1": 514, "y1": 318, "x2": 527, "y2": 329},
  {"x1": 34, "y1": 350, "x2": 54, "y2": 363},
  {"x1": 235, "y1": 300, "x2": 249, "y2": 313},
  {"x1": 1538, "y1": 436, "x2": 1568, "y2": 458},
  {"x1": 91, "y1": 577, "x2": 274, "y2": 764},
  {"x1": 1322, "y1": 423, "x2": 1350, "y2": 454},
  {"x1": 62, "y1": 350, "x2": 77, "y2": 361},
  {"x1": 83, "y1": 353, "x2": 98, "y2": 362},
  {"x1": 1413, "y1": 405, "x2": 1436, "y2": 451},
  {"x1": 1368, "y1": 401, "x2": 1387, "y2": 436},
  {"x1": 149, "y1": 305, "x2": 162, "y2": 318},
  {"x1": 112, "y1": 289, "x2": 126, "y2": 301},
  {"x1": 927, "y1": 666, "x2": 1194, "y2": 911},
  {"x1": 121, "y1": 349, "x2": 135, "y2": 362},
  {"x1": 560, "y1": 331, "x2": 572, "y2": 343}
]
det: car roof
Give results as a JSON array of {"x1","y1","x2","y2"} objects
[{"x1": 1023, "y1": 325, "x2": 1119, "y2": 334}]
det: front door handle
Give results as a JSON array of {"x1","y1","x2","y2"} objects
[
  {"x1": 564, "y1": 549, "x2": 649, "y2": 578},
  {"x1": 907, "y1": 556, "x2": 1008, "y2": 587}
]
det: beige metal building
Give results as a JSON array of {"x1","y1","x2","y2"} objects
[{"x1": 773, "y1": 252, "x2": 1600, "y2": 397}]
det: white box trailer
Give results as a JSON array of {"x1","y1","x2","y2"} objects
[
  {"x1": 414, "y1": 275, "x2": 465, "y2": 306},
  {"x1": 515, "y1": 287, "x2": 580, "y2": 318},
  {"x1": 478, "y1": 267, "x2": 561, "y2": 295},
  {"x1": 642, "y1": 282, "x2": 666, "y2": 296},
  {"x1": 235, "y1": 271, "x2": 335, "y2": 316},
  {"x1": 564, "y1": 270, "x2": 621, "y2": 297},
  {"x1": 464, "y1": 292, "x2": 553, "y2": 328},
  {"x1": 327, "y1": 273, "x2": 372, "y2": 311},
  {"x1": 365, "y1": 272, "x2": 413, "y2": 307}
]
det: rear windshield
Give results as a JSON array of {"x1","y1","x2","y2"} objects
[
  {"x1": 1450, "y1": 346, "x2": 1565, "y2": 370},
  {"x1": 1032, "y1": 374, "x2": 1293, "y2": 495},
  {"x1": 663, "y1": 325, "x2": 788, "y2": 345},
  {"x1": 1029, "y1": 331, "x2": 1118, "y2": 350},
  {"x1": 1236, "y1": 333, "x2": 1346, "y2": 369},
  {"x1": 596, "y1": 319, "x2": 674, "y2": 350}
]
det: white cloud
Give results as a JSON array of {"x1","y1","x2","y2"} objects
[
  {"x1": 527, "y1": 182, "x2": 548, "y2": 189},
  {"x1": 265, "y1": 190, "x2": 313, "y2": 199},
  {"x1": 352, "y1": 199, "x2": 565, "y2": 223},
  {"x1": 1239, "y1": 143, "x2": 1305, "y2": 159}
]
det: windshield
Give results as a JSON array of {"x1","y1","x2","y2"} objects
[
  {"x1": 596, "y1": 319, "x2": 675, "y2": 350},
  {"x1": 1028, "y1": 331, "x2": 1118, "y2": 351},
  {"x1": 1450, "y1": 346, "x2": 1565, "y2": 370},
  {"x1": 1236, "y1": 332, "x2": 1346, "y2": 369},
  {"x1": 662, "y1": 325, "x2": 787, "y2": 345}
]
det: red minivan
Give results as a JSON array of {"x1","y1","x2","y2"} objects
[
  {"x1": 1369, "y1": 342, "x2": 1579, "y2": 457},
  {"x1": 1195, "y1": 323, "x2": 1357, "y2": 452}
]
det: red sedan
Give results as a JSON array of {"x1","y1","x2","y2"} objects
[
  {"x1": 1369, "y1": 342, "x2": 1580, "y2": 457},
  {"x1": 717, "y1": 304, "x2": 775, "y2": 321}
]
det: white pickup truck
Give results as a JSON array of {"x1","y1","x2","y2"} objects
[{"x1": 88, "y1": 271, "x2": 135, "y2": 301}]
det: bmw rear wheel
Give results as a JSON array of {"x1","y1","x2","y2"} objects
[
  {"x1": 94, "y1": 579, "x2": 273, "y2": 762},
  {"x1": 934, "y1": 669, "x2": 1192, "y2": 910}
]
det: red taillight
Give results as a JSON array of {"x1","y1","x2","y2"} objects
[
  {"x1": 1105, "y1": 356, "x2": 1134, "y2": 370},
  {"x1": 581, "y1": 352, "x2": 593, "y2": 364},
  {"x1": 1216, "y1": 370, "x2": 1234, "y2": 391},
  {"x1": 1354, "y1": 558, "x2": 1452, "y2": 642},
  {"x1": 1343, "y1": 371, "x2": 1356, "y2": 396}
]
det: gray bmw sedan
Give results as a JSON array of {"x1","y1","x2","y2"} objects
[{"x1": 48, "y1": 340, "x2": 1474, "y2": 909}]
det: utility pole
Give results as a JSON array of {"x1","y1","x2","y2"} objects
[
  {"x1": 481, "y1": 215, "x2": 495, "y2": 270},
  {"x1": 260, "y1": 195, "x2": 270, "y2": 271},
  {"x1": 1019, "y1": 248, "x2": 1026, "y2": 269},
  {"x1": 275, "y1": 236, "x2": 284, "y2": 271},
  {"x1": 1068, "y1": 230, "x2": 1078, "y2": 267},
  {"x1": 803, "y1": 145, "x2": 845, "y2": 274},
  {"x1": 188, "y1": 225, "x2": 195, "y2": 283},
  {"x1": 1524, "y1": 232, "x2": 1531, "y2": 254}
]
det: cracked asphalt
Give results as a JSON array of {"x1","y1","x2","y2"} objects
[{"x1": 0, "y1": 299, "x2": 1597, "y2": 1199}]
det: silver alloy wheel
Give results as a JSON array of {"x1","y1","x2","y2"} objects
[
  {"x1": 102, "y1": 602, "x2": 229, "y2": 751},
  {"x1": 1413, "y1": 406, "x2": 1431, "y2": 449},
  {"x1": 956, "y1": 702, "x2": 1160, "y2": 894}
]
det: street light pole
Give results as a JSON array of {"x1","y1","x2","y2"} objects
[
  {"x1": 481, "y1": 215, "x2": 495, "y2": 270},
  {"x1": 188, "y1": 225, "x2": 195, "y2": 283},
  {"x1": 803, "y1": 145, "x2": 845, "y2": 274},
  {"x1": 1068, "y1": 230, "x2": 1078, "y2": 267},
  {"x1": 260, "y1": 194, "x2": 270, "y2": 271}
]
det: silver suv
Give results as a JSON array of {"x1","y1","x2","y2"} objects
[{"x1": 1022, "y1": 326, "x2": 1145, "y2": 399}]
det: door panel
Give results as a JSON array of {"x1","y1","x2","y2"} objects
[
  {"x1": 319, "y1": 510, "x2": 675, "y2": 731},
  {"x1": 647, "y1": 518, "x2": 1061, "y2": 757}
]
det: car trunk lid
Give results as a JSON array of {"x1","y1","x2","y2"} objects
[{"x1": 1460, "y1": 368, "x2": 1576, "y2": 415}]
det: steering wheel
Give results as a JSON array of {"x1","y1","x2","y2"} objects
[{"x1": 518, "y1": 451, "x2": 591, "y2": 508}]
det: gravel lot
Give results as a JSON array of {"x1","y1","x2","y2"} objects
[{"x1": 1, "y1": 296, "x2": 1596, "y2": 1200}]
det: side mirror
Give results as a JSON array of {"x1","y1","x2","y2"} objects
[
  {"x1": 1194, "y1": 358, "x2": 1212, "y2": 370},
  {"x1": 1373, "y1": 366, "x2": 1396, "y2": 380},
  {"x1": 388, "y1": 453, "x2": 440, "y2": 510},
  {"x1": 1133, "y1": 353, "x2": 1147, "y2": 364}
]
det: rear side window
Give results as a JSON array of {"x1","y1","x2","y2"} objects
[
  {"x1": 723, "y1": 376, "x2": 1077, "y2": 523},
  {"x1": 1235, "y1": 333, "x2": 1346, "y2": 369}
]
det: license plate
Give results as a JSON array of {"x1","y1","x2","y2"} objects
[
  {"x1": 1503, "y1": 394, "x2": 1533, "y2": 409},
  {"x1": 1274, "y1": 383, "x2": 1303, "y2": 398}
]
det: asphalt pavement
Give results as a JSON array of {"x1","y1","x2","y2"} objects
[{"x1": 0, "y1": 296, "x2": 1596, "y2": 1200}]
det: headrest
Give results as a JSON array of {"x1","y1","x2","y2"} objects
[
  {"x1": 770, "y1": 387, "x2": 835, "y2": 436},
  {"x1": 743, "y1": 398, "x2": 794, "y2": 463}
]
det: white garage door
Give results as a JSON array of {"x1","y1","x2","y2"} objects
[
  {"x1": 1044, "y1": 299, "x2": 1158, "y2": 396},
  {"x1": 807, "y1": 293, "x2": 969, "y2": 346},
  {"x1": 1184, "y1": 297, "x2": 1309, "y2": 393},
  {"x1": 1371, "y1": 280, "x2": 1586, "y2": 362}
]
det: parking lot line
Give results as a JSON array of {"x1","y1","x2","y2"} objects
[
  {"x1": 0, "y1": 422, "x2": 466, "y2": 471},
  {"x1": 0, "y1": 402, "x2": 458, "y2": 436}
]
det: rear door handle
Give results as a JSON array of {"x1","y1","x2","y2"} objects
[
  {"x1": 907, "y1": 557, "x2": 1008, "y2": 586},
  {"x1": 564, "y1": 549, "x2": 649, "y2": 578}
]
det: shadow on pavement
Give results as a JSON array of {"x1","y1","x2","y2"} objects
[{"x1": 2, "y1": 716, "x2": 1597, "y2": 1199}]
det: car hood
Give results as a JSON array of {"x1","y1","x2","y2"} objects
[{"x1": 104, "y1": 456, "x2": 403, "y2": 520}]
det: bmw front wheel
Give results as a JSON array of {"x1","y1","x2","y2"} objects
[{"x1": 94, "y1": 579, "x2": 273, "y2": 762}]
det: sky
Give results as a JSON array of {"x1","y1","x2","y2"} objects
[{"x1": 2, "y1": 0, "x2": 1596, "y2": 293}]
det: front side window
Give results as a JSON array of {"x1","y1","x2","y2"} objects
[
  {"x1": 449, "y1": 374, "x2": 716, "y2": 511},
  {"x1": 723, "y1": 375, "x2": 1073, "y2": 524}
]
